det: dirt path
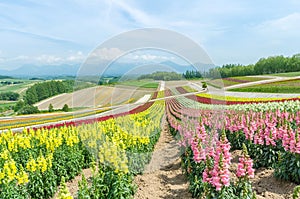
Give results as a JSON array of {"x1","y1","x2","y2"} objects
[{"x1": 134, "y1": 123, "x2": 192, "y2": 199}]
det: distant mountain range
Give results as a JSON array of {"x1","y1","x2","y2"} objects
[
  {"x1": 0, "y1": 64, "x2": 80, "y2": 78},
  {"x1": 0, "y1": 61, "x2": 214, "y2": 78}
]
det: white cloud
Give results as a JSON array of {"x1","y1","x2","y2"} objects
[
  {"x1": 91, "y1": 47, "x2": 123, "y2": 61},
  {"x1": 66, "y1": 51, "x2": 85, "y2": 62},
  {"x1": 255, "y1": 13, "x2": 300, "y2": 35},
  {"x1": 111, "y1": 0, "x2": 160, "y2": 26},
  {"x1": 36, "y1": 54, "x2": 63, "y2": 64},
  {"x1": 131, "y1": 54, "x2": 175, "y2": 62}
]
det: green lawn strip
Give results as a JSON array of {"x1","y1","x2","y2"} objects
[
  {"x1": 0, "y1": 102, "x2": 16, "y2": 108},
  {"x1": 267, "y1": 71, "x2": 300, "y2": 77},
  {"x1": 229, "y1": 79, "x2": 300, "y2": 93},
  {"x1": 0, "y1": 80, "x2": 39, "y2": 93}
]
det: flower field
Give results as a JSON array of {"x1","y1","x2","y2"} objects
[
  {"x1": 165, "y1": 88, "x2": 300, "y2": 198},
  {"x1": 0, "y1": 108, "x2": 110, "y2": 131},
  {"x1": 1, "y1": 85, "x2": 300, "y2": 198},
  {"x1": 176, "y1": 86, "x2": 300, "y2": 105},
  {"x1": 0, "y1": 91, "x2": 165, "y2": 198}
]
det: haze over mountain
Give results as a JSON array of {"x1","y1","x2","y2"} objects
[{"x1": 0, "y1": 61, "x2": 214, "y2": 78}]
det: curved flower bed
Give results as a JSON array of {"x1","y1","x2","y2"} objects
[
  {"x1": 176, "y1": 86, "x2": 300, "y2": 105},
  {"x1": 165, "y1": 91, "x2": 300, "y2": 197}
]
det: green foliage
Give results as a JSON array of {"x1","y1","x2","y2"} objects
[
  {"x1": 0, "y1": 92, "x2": 20, "y2": 101},
  {"x1": 13, "y1": 100, "x2": 25, "y2": 112},
  {"x1": 183, "y1": 70, "x2": 202, "y2": 79},
  {"x1": 24, "y1": 80, "x2": 74, "y2": 105},
  {"x1": 52, "y1": 144, "x2": 90, "y2": 184},
  {"x1": 27, "y1": 169, "x2": 58, "y2": 199},
  {"x1": 208, "y1": 54, "x2": 300, "y2": 78},
  {"x1": 226, "y1": 130, "x2": 280, "y2": 168},
  {"x1": 226, "y1": 130, "x2": 246, "y2": 151},
  {"x1": 0, "y1": 102, "x2": 16, "y2": 113},
  {"x1": 293, "y1": 185, "x2": 300, "y2": 199},
  {"x1": 18, "y1": 140, "x2": 92, "y2": 199},
  {"x1": 202, "y1": 82, "x2": 207, "y2": 89},
  {"x1": 138, "y1": 71, "x2": 183, "y2": 81},
  {"x1": 48, "y1": 103, "x2": 54, "y2": 112},
  {"x1": 62, "y1": 104, "x2": 69, "y2": 112},
  {"x1": 0, "y1": 182, "x2": 29, "y2": 199},
  {"x1": 78, "y1": 164, "x2": 136, "y2": 199},
  {"x1": 98, "y1": 77, "x2": 120, "y2": 85},
  {"x1": 0, "y1": 80, "x2": 23, "y2": 85},
  {"x1": 18, "y1": 104, "x2": 40, "y2": 115},
  {"x1": 181, "y1": 147, "x2": 206, "y2": 198},
  {"x1": 274, "y1": 152, "x2": 300, "y2": 184}
]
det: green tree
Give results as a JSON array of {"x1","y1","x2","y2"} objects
[
  {"x1": 62, "y1": 104, "x2": 69, "y2": 112},
  {"x1": 14, "y1": 100, "x2": 25, "y2": 112},
  {"x1": 48, "y1": 103, "x2": 54, "y2": 112},
  {"x1": 18, "y1": 105, "x2": 40, "y2": 115}
]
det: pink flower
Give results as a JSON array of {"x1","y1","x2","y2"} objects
[
  {"x1": 203, "y1": 132, "x2": 232, "y2": 191},
  {"x1": 237, "y1": 156, "x2": 255, "y2": 179}
]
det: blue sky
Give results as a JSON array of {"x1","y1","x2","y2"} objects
[{"x1": 0, "y1": 0, "x2": 300, "y2": 70}]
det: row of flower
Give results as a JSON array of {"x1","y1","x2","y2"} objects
[
  {"x1": 77, "y1": 95, "x2": 165, "y2": 199},
  {"x1": 0, "y1": 108, "x2": 109, "y2": 131},
  {"x1": 0, "y1": 126, "x2": 92, "y2": 199},
  {"x1": 0, "y1": 91, "x2": 164, "y2": 198},
  {"x1": 175, "y1": 92, "x2": 300, "y2": 112},
  {"x1": 165, "y1": 88, "x2": 300, "y2": 197},
  {"x1": 33, "y1": 91, "x2": 159, "y2": 131},
  {"x1": 176, "y1": 86, "x2": 300, "y2": 105},
  {"x1": 0, "y1": 91, "x2": 159, "y2": 131}
]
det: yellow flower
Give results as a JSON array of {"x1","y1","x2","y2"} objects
[
  {"x1": 37, "y1": 155, "x2": 48, "y2": 173},
  {"x1": 16, "y1": 170, "x2": 29, "y2": 185},
  {"x1": 0, "y1": 149, "x2": 10, "y2": 160},
  {"x1": 0, "y1": 170, "x2": 5, "y2": 183},
  {"x1": 26, "y1": 157, "x2": 37, "y2": 172},
  {"x1": 2, "y1": 159, "x2": 18, "y2": 182}
]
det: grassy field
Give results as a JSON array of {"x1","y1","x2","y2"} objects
[
  {"x1": 229, "y1": 78, "x2": 300, "y2": 93},
  {"x1": 267, "y1": 71, "x2": 300, "y2": 77},
  {"x1": 117, "y1": 80, "x2": 159, "y2": 88},
  {"x1": 0, "y1": 101, "x2": 16, "y2": 108},
  {"x1": 0, "y1": 78, "x2": 41, "y2": 95}
]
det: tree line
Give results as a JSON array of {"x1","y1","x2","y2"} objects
[
  {"x1": 0, "y1": 92, "x2": 20, "y2": 101},
  {"x1": 0, "y1": 81, "x2": 23, "y2": 85},
  {"x1": 24, "y1": 80, "x2": 74, "y2": 105},
  {"x1": 208, "y1": 54, "x2": 300, "y2": 78},
  {"x1": 138, "y1": 71, "x2": 183, "y2": 81},
  {"x1": 11, "y1": 80, "x2": 75, "y2": 114}
]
